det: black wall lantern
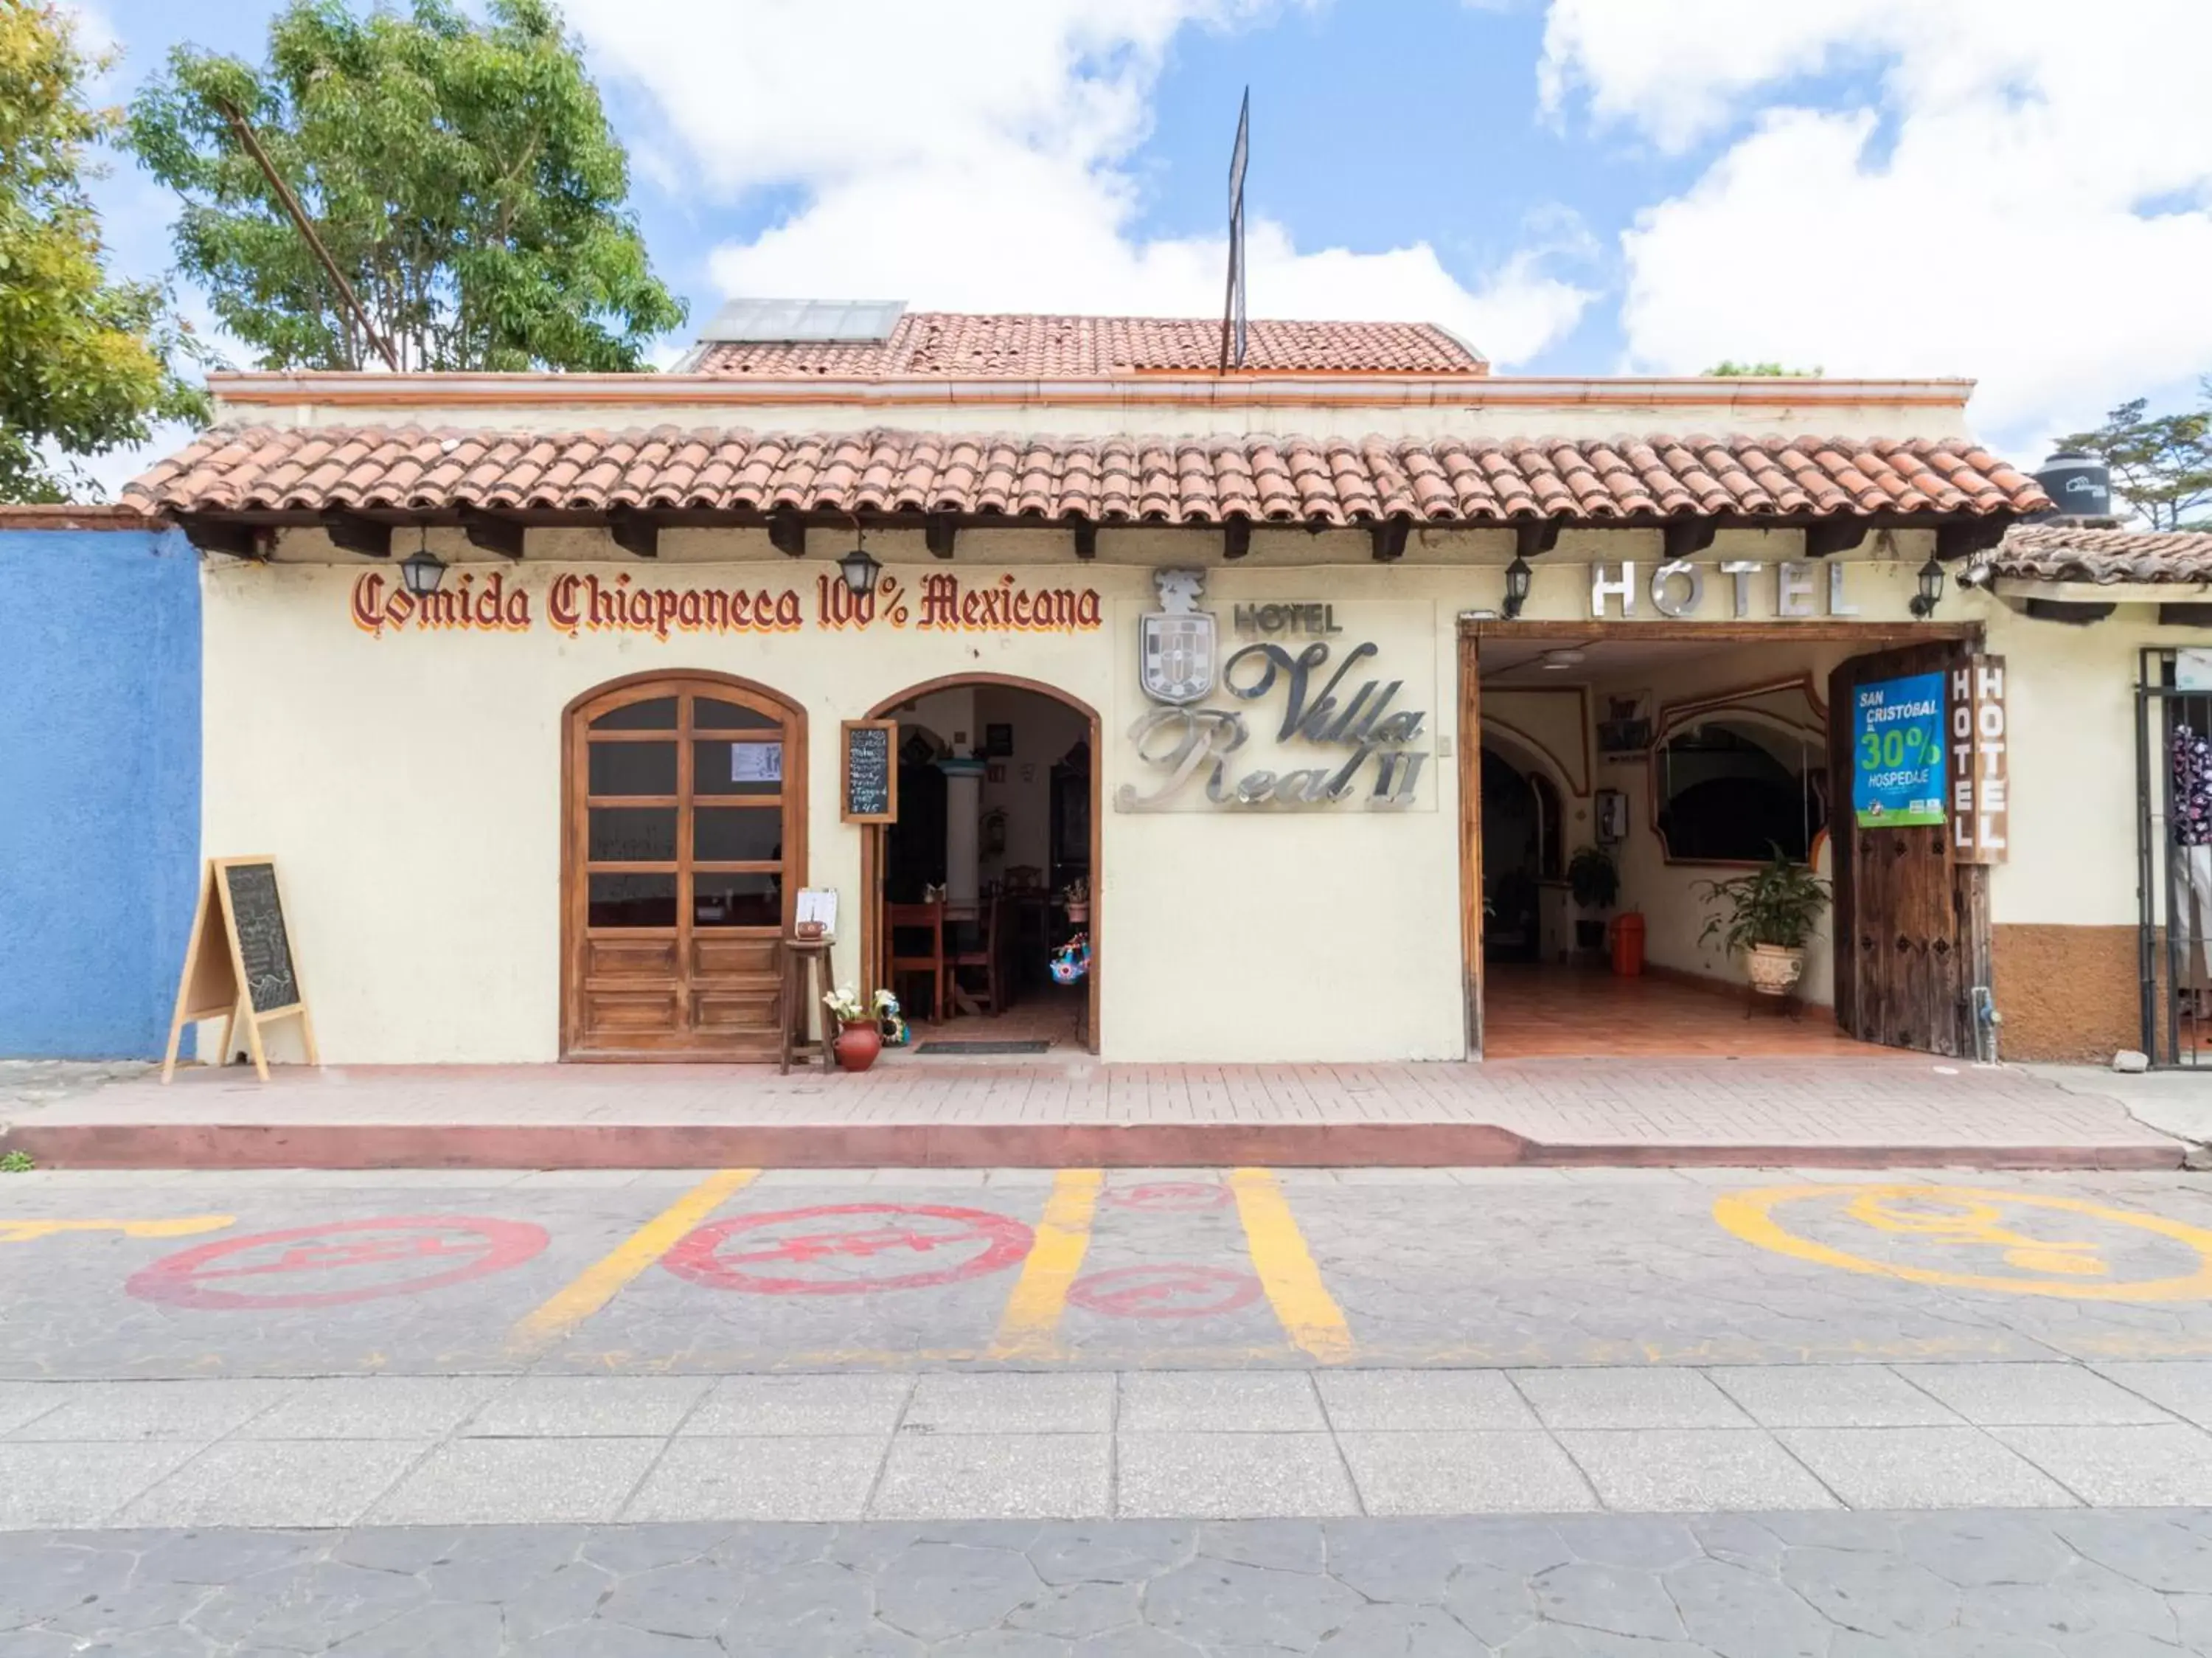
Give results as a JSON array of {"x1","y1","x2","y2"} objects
[
  {"x1": 1502, "y1": 555, "x2": 1533, "y2": 620},
  {"x1": 838, "y1": 541, "x2": 881, "y2": 595},
  {"x1": 1908, "y1": 553, "x2": 1946, "y2": 618},
  {"x1": 399, "y1": 531, "x2": 446, "y2": 596}
]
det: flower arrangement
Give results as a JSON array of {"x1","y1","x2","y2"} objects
[
  {"x1": 823, "y1": 984, "x2": 901, "y2": 1026},
  {"x1": 1057, "y1": 876, "x2": 1089, "y2": 906}
]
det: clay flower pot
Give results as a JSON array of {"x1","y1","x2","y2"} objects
[
  {"x1": 834, "y1": 1019, "x2": 883, "y2": 1072},
  {"x1": 1063, "y1": 902, "x2": 1090, "y2": 925}
]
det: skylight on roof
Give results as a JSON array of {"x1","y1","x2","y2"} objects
[{"x1": 700, "y1": 299, "x2": 906, "y2": 344}]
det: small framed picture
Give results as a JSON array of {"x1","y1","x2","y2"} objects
[
  {"x1": 984, "y1": 723, "x2": 1015, "y2": 757},
  {"x1": 1596, "y1": 693, "x2": 1652, "y2": 761}
]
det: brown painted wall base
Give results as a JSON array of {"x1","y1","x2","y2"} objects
[
  {"x1": 1993, "y1": 923, "x2": 2141, "y2": 1062},
  {"x1": 0, "y1": 1120, "x2": 2177, "y2": 1172}
]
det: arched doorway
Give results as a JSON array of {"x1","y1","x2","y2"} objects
[
  {"x1": 860, "y1": 674, "x2": 1101, "y2": 1053},
  {"x1": 562, "y1": 670, "x2": 807, "y2": 1060}
]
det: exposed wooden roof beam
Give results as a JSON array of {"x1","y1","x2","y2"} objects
[
  {"x1": 1370, "y1": 519, "x2": 1409, "y2": 562},
  {"x1": 1663, "y1": 518, "x2": 1718, "y2": 562},
  {"x1": 925, "y1": 515, "x2": 958, "y2": 560},
  {"x1": 1513, "y1": 519, "x2": 1563, "y2": 560},
  {"x1": 459, "y1": 509, "x2": 524, "y2": 560},
  {"x1": 606, "y1": 509, "x2": 658, "y2": 559},
  {"x1": 179, "y1": 516, "x2": 266, "y2": 559},
  {"x1": 1804, "y1": 519, "x2": 1868, "y2": 558},
  {"x1": 1222, "y1": 519, "x2": 1251, "y2": 561},
  {"x1": 767, "y1": 510, "x2": 805, "y2": 558},
  {"x1": 319, "y1": 510, "x2": 390, "y2": 558},
  {"x1": 1938, "y1": 518, "x2": 2009, "y2": 561}
]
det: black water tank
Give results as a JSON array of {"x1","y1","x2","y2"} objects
[{"x1": 2034, "y1": 448, "x2": 2113, "y2": 518}]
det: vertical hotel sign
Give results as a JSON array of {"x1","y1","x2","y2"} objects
[{"x1": 1949, "y1": 655, "x2": 2008, "y2": 863}]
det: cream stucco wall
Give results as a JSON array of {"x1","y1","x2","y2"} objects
[
  {"x1": 196, "y1": 524, "x2": 2199, "y2": 1065},
  {"x1": 1588, "y1": 644, "x2": 1844, "y2": 1005},
  {"x1": 200, "y1": 541, "x2": 1472, "y2": 1065}
]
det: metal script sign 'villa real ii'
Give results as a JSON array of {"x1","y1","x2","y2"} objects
[{"x1": 1120, "y1": 569, "x2": 1430, "y2": 812}]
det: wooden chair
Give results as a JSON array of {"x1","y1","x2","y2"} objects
[
  {"x1": 886, "y1": 899, "x2": 947, "y2": 1022},
  {"x1": 949, "y1": 895, "x2": 1008, "y2": 1016}
]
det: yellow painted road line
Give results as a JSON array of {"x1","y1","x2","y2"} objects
[
  {"x1": 508, "y1": 1168, "x2": 757, "y2": 1354},
  {"x1": 1230, "y1": 1168, "x2": 1355, "y2": 1363},
  {"x1": 989, "y1": 1168, "x2": 1105, "y2": 1360},
  {"x1": 0, "y1": 1215, "x2": 234, "y2": 1244}
]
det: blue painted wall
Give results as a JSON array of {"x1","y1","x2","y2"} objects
[{"x1": 0, "y1": 525, "x2": 200, "y2": 1057}]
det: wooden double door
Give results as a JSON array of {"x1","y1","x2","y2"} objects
[{"x1": 563, "y1": 673, "x2": 806, "y2": 1060}]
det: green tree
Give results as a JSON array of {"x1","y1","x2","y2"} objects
[
  {"x1": 128, "y1": 0, "x2": 684, "y2": 373},
  {"x1": 2052, "y1": 392, "x2": 2212, "y2": 530},
  {"x1": 0, "y1": 1, "x2": 206, "y2": 502},
  {"x1": 1701, "y1": 361, "x2": 1822, "y2": 376}
]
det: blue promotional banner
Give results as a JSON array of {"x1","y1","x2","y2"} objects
[{"x1": 1852, "y1": 673, "x2": 1947, "y2": 828}]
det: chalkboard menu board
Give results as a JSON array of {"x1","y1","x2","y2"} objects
[
  {"x1": 223, "y1": 861, "x2": 300, "y2": 1013},
  {"x1": 841, "y1": 719, "x2": 899, "y2": 823},
  {"x1": 162, "y1": 856, "x2": 319, "y2": 1083}
]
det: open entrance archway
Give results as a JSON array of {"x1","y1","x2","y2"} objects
[
  {"x1": 561, "y1": 670, "x2": 807, "y2": 1060},
  {"x1": 861, "y1": 674, "x2": 1102, "y2": 1053}
]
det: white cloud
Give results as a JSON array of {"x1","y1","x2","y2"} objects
[
  {"x1": 563, "y1": 0, "x2": 1593, "y2": 366},
  {"x1": 1541, "y1": 0, "x2": 2212, "y2": 448}
]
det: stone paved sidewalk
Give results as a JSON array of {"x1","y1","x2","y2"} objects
[
  {"x1": 6, "y1": 1510, "x2": 2212, "y2": 1655},
  {"x1": 0, "y1": 1058, "x2": 2180, "y2": 1168},
  {"x1": 14, "y1": 1364, "x2": 2212, "y2": 1530}
]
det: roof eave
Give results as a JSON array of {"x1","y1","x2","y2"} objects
[{"x1": 206, "y1": 370, "x2": 1980, "y2": 414}]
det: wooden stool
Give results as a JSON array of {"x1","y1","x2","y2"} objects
[{"x1": 778, "y1": 937, "x2": 838, "y2": 1075}]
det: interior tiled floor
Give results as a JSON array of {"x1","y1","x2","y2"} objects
[
  {"x1": 900, "y1": 981, "x2": 1088, "y2": 1052},
  {"x1": 1481, "y1": 961, "x2": 1902, "y2": 1059}
]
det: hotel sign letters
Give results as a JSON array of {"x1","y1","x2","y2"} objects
[
  {"x1": 1589, "y1": 561, "x2": 1859, "y2": 620},
  {"x1": 1949, "y1": 654, "x2": 2008, "y2": 864},
  {"x1": 1121, "y1": 570, "x2": 1430, "y2": 813},
  {"x1": 348, "y1": 568, "x2": 1103, "y2": 640}
]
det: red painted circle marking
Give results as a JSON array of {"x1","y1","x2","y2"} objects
[
  {"x1": 1102, "y1": 1182, "x2": 1231, "y2": 1212},
  {"x1": 125, "y1": 1216, "x2": 549, "y2": 1311},
  {"x1": 1067, "y1": 1264, "x2": 1264, "y2": 1319},
  {"x1": 663, "y1": 1204, "x2": 1034, "y2": 1296}
]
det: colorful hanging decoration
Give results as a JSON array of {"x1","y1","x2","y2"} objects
[{"x1": 1049, "y1": 934, "x2": 1092, "y2": 985}]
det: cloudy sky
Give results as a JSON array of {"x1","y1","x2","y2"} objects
[{"x1": 69, "y1": 0, "x2": 2212, "y2": 485}]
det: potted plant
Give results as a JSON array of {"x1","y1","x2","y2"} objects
[
  {"x1": 1566, "y1": 844, "x2": 1618, "y2": 953},
  {"x1": 821, "y1": 984, "x2": 895, "y2": 1072},
  {"x1": 1696, "y1": 847, "x2": 1830, "y2": 996},
  {"x1": 1058, "y1": 876, "x2": 1090, "y2": 926}
]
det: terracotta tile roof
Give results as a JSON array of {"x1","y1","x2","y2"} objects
[
  {"x1": 126, "y1": 426, "x2": 2048, "y2": 525},
  {"x1": 692, "y1": 313, "x2": 1486, "y2": 378},
  {"x1": 0, "y1": 503, "x2": 161, "y2": 530},
  {"x1": 1990, "y1": 524, "x2": 2212, "y2": 584}
]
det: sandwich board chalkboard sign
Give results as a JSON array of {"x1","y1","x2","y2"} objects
[
  {"x1": 161, "y1": 857, "x2": 319, "y2": 1083},
  {"x1": 841, "y1": 719, "x2": 899, "y2": 823}
]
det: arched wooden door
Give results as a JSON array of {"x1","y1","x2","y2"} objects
[{"x1": 563, "y1": 673, "x2": 807, "y2": 1060}]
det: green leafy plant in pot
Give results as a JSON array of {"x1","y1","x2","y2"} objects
[
  {"x1": 1567, "y1": 844, "x2": 1619, "y2": 953},
  {"x1": 1695, "y1": 847, "x2": 1829, "y2": 996}
]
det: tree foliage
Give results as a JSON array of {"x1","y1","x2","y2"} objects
[
  {"x1": 1702, "y1": 361, "x2": 1822, "y2": 377},
  {"x1": 0, "y1": 1, "x2": 206, "y2": 502},
  {"x1": 128, "y1": 0, "x2": 684, "y2": 373},
  {"x1": 2053, "y1": 391, "x2": 2212, "y2": 530}
]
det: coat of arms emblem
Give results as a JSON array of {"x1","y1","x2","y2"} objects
[{"x1": 1138, "y1": 568, "x2": 1215, "y2": 704}]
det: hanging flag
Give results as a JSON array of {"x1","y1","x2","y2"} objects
[{"x1": 1219, "y1": 88, "x2": 1250, "y2": 373}]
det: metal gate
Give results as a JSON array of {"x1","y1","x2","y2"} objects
[{"x1": 2135, "y1": 648, "x2": 2212, "y2": 1066}]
